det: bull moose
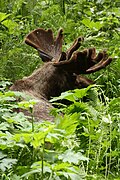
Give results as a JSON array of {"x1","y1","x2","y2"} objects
[{"x1": 10, "y1": 28, "x2": 112, "y2": 121}]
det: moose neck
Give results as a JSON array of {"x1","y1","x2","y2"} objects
[{"x1": 11, "y1": 62, "x2": 76, "y2": 100}]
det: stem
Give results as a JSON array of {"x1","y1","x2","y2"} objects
[
  {"x1": 30, "y1": 107, "x2": 35, "y2": 178},
  {"x1": 30, "y1": 107, "x2": 34, "y2": 132},
  {"x1": 32, "y1": 114, "x2": 34, "y2": 132},
  {"x1": 86, "y1": 115, "x2": 91, "y2": 174},
  {"x1": 96, "y1": 128, "x2": 103, "y2": 171},
  {"x1": 108, "y1": 120, "x2": 112, "y2": 175},
  {"x1": 41, "y1": 137, "x2": 45, "y2": 180},
  {"x1": 62, "y1": 0, "x2": 65, "y2": 15},
  {"x1": 96, "y1": 140, "x2": 102, "y2": 173},
  {"x1": 105, "y1": 146, "x2": 108, "y2": 179},
  {"x1": 59, "y1": 0, "x2": 65, "y2": 15}
]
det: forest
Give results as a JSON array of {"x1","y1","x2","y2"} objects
[{"x1": 0, "y1": 0, "x2": 120, "y2": 179}]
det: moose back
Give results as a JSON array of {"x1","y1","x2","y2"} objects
[{"x1": 10, "y1": 28, "x2": 112, "y2": 121}]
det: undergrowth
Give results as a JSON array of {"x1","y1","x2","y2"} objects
[
  {"x1": 0, "y1": 0, "x2": 120, "y2": 179},
  {"x1": 0, "y1": 0, "x2": 120, "y2": 98},
  {"x1": 0, "y1": 82, "x2": 119, "y2": 180}
]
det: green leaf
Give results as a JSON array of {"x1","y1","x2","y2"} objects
[
  {"x1": 56, "y1": 113, "x2": 79, "y2": 135},
  {"x1": 58, "y1": 149, "x2": 88, "y2": 164},
  {"x1": 53, "y1": 162, "x2": 71, "y2": 171},
  {"x1": 10, "y1": 174, "x2": 21, "y2": 180},
  {"x1": 67, "y1": 172, "x2": 84, "y2": 180},
  {"x1": 21, "y1": 169, "x2": 41, "y2": 178},
  {"x1": 0, "y1": 12, "x2": 10, "y2": 22},
  {"x1": 13, "y1": 133, "x2": 32, "y2": 144},
  {"x1": 1, "y1": 19, "x2": 18, "y2": 34},
  {"x1": 0, "y1": 152, "x2": 7, "y2": 159},
  {"x1": 0, "y1": 158, "x2": 17, "y2": 171},
  {"x1": 0, "y1": 122, "x2": 9, "y2": 131},
  {"x1": 0, "y1": 132, "x2": 6, "y2": 138},
  {"x1": 50, "y1": 85, "x2": 94, "y2": 103},
  {"x1": 109, "y1": 97, "x2": 120, "y2": 113},
  {"x1": 32, "y1": 125, "x2": 55, "y2": 148},
  {"x1": 18, "y1": 100, "x2": 38, "y2": 110},
  {"x1": 82, "y1": 18, "x2": 103, "y2": 30},
  {"x1": 74, "y1": 85, "x2": 93, "y2": 99},
  {"x1": 0, "y1": 96, "x2": 16, "y2": 102},
  {"x1": 82, "y1": 18, "x2": 91, "y2": 28},
  {"x1": 50, "y1": 91, "x2": 76, "y2": 103},
  {"x1": 31, "y1": 161, "x2": 52, "y2": 173},
  {"x1": 22, "y1": 161, "x2": 52, "y2": 178}
]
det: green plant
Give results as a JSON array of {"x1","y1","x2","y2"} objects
[
  {"x1": 0, "y1": 81, "x2": 88, "y2": 179},
  {"x1": 0, "y1": 0, "x2": 120, "y2": 98},
  {"x1": 0, "y1": 0, "x2": 120, "y2": 179},
  {"x1": 51, "y1": 85, "x2": 120, "y2": 179},
  {"x1": 0, "y1": 81, "x2": 119, "y2": 179}
]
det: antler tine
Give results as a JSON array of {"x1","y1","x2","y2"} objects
[
  {"x1": 25, "y1": 28, "x2": 112, "y2": 75},
  {"x1": 78, "y1": 48, "x2": 112, "y2": 74},
  {"x1": 25, "y1": 29, "x2": 41, "y2": 50},
  {"x1": 54, "y1": 47, "x2": 112, "y2": 75},
  {"x1": 92, "y1": 51, "x2": 104, "y2": 63},
  {"x1": 66, "y1": 36, "x2": 84, "y2": 60},
  {"x1": 25, "y1": 28, "x2": 63, "y2": 62},
  {"x1": 25, "y1": 28, "x2": 53, "y2": 50},
  {"x1": 88, "y1": 48, "x2": 109, "y2": 64},
  {"x1": 86, "y1": 57, "x2": 112, "y2": 73},
  {"x1": 25, "y1": 28, "x2": 54, "y2": 62},
  {"x1": 53, "y1": 51, "x2": 84, "y2": 74},
  {"x1": 53, "y1": 28, "x2": 63, "y2": 62}
]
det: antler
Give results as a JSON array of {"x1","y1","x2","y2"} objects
[
  {"x1": 66, "y1": 37, "x2": 84, "y2": 60},
  {"x1": 25, "y1": 28, "x2": 112, "y2": 87},
  {"x1": 25, "y1": 28, "x2": 63, "y2": 62},
  {"x1": 54, "y1": 48, "x2": 112, "y2": 74}
]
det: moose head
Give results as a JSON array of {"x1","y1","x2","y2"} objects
[{"x1": 10, "y1": 28, "x2": 112, "y2": 121}]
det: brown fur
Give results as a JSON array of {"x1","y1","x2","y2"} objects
[
  {"x1": 10, "y1": 62, "x2": 77, "y2": 121},
  {"x1": 10, "y1": 28, "x2": 112, "y2": 121}
]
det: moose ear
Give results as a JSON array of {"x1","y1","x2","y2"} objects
[
  {"x1": 75, "y1": 75, "x2": 94, "y2": 88},
  {"x1": 25, "y1": 28, "x2": 63, "y2": 62}
]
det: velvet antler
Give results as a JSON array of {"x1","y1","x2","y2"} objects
[
  {"x1": 25, "y1": 28, "x2": 112, "y2": 75},
  {"x1": 10, "y1": 28, "x2": 113, "y2": 121},
  {"x1": 54, "y1": 48, "x2": 112, "y2": 74},
  {"x1": 25, "y1": 28, "x2": 112, "y2": 87},
  {"x1": 25, "y1": 28, "x2": 63, "y2": 62}
]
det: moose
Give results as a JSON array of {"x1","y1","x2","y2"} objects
[{"x1": 10, "y1": 28, "x2": 112, "y2": 121}]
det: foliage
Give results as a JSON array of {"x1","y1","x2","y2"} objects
[
  {"x1": 0, "y1": 82, "x2": 119, "y2": 179},
  {"x1": 0, "y1": 0, "x2": 120, "y2": 179},
  {"x1": 0, "y1": 0, "x2": 120, "y2": 97},
  {"x1": 51, "y1": 84, "x2": 120, "y2": 179}
]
